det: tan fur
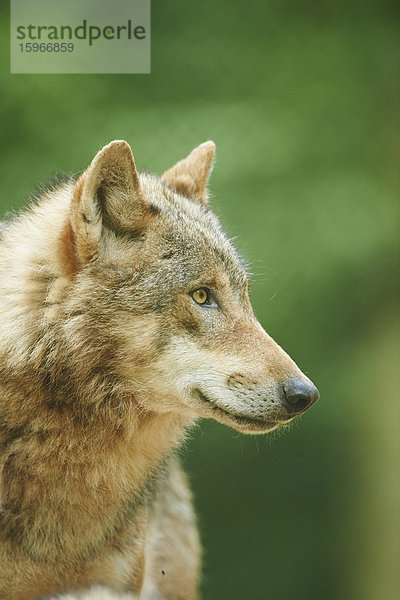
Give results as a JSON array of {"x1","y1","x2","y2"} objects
[
  {"x1": 161, "y1": 141, "x2": 215, "y2": 204},
  {"x1": 50, "y1": 587, "x2": 138, "y2": 600},
  {"x1": 0, "y1": 140, "x2": 318, "y2": 599}
]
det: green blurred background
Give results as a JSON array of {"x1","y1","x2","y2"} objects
[{"x1": 1, "y1": 1, "x2": 398, "y2": 598}]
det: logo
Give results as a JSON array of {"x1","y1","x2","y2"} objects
[{"x1": 11, "y1": 0, "x2": 151, "y2": 74}]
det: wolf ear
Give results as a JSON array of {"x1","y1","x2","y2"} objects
[
  {"x1": 63, "y1": 140, "x2": 151, "y2": 273},
  {"x1": 162, "y1": 141, "x2": 216, "y2": 204}
]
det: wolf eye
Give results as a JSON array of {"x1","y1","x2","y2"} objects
[{"x1": 191, "y1": 288, "x2": 210, "y2": 306}]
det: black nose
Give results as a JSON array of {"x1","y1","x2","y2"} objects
[{"x1": 283, "y1": 379, "x2": 319, "y2": 415}]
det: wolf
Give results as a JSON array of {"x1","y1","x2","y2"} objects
[{"x1": 0, "y1": 140, "x2": 319, "y2": 599}]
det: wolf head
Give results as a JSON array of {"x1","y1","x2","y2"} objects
[{"x1": 57, "y1": 140, "x2": 318, "y2": 434}]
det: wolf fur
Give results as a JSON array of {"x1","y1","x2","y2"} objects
[{"x1": 0, "y1": 140, "x2": 318, "y2": 599}]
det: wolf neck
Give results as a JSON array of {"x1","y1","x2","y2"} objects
[
  {"x1": 114, "y1": 408, "x2": 191, "y2": 494},
  {"x1": 0, "y1": 368, "x2": 191, "y2": 564},
  {"x1": 0, "y1": 365, "x2": 190, "y2": 499}
]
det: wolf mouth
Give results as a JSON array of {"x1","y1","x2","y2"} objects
[{"x1": 193, "y1": 388, "x2": 285, "y2": 429}]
